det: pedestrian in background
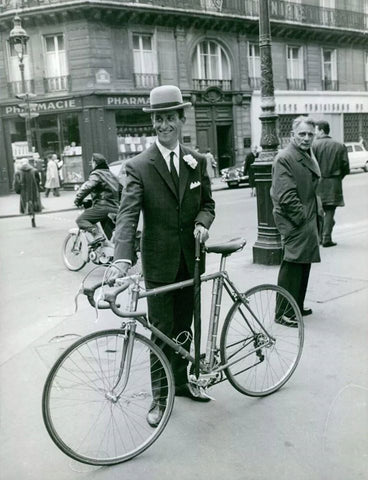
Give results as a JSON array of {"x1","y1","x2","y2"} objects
[
  {"x1": 52, "y1": 153, "x2": 64, "y2": 186},
  {"x1": 271, "y1": 116, "x2": 323, "y2": 326},
  {"x1": 44, "y1": 154, "x2": 60, "y2": 197},
  {"x1": 13, "y1": 158, "x2": 42, "y2": 228},
  {"x1": 244, "y1": 145, "x2": 259, "y2": 196},
  {"x1": 312, "y1": 120, "x2": 350, "y2": 247},
  {"x1": 205, "y1": 149, "x2": 217, "y2": 182}
]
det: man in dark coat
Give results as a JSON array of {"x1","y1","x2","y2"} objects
[
  {"x1": 243, "y1": 145, "x2": 259, "y2": 196},
  {"x1": 271, "y1": 116, "x2": 322, "y2": 325},
  {"x1": 74, "y1": 153, "x2": 121, "y2": 244},
  {"x1": 112, "y1": 85, "x2": 215, "y2": 426},
  {"x1": 312, "y1": 120, "x2": 350, "y2": 247},
  {"x1": 14, "y1": 158, "x2": 42, "y2": 228}
]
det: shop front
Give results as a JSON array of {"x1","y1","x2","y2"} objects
[
  {"x1": 250, "y1": 91, "x2": 368, "y2": 147},
  {"x1": 1, "y1": 97, "x2": 83, "y2": 193}
]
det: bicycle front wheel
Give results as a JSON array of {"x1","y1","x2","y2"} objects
[
  {"x1": 220, "y1": 284, "x2": 304, "y2": 397},
  {"x1": 42, "y1": 330, "x2": 175, "y2": 465},
  {"x1": 62, "y1": 232, "x2": 88, "y2": 271}
]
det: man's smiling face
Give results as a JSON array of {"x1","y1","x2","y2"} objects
[{"x1": 152, "y1": 110, "x2": 185, "y2": 150}]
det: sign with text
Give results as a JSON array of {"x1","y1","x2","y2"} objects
[
  {"x1": 3, "y1": 98, "x2": 81, "y2": 116},
  {"x1": 106, "y1": 96, "x2": 150, "y2": 107}
]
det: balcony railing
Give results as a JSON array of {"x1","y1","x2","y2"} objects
[
  {"x1": 43, "y1": 75, "x2": 70, "y2": 93},
  {"x1": 192, "y1": 78, "x2": 232, "y2": 91},
  {"x1": 286, "y1": 78, "x2": 305, "y2": 90},
  {"x1": 7, "y1": 79, "x2": 35, "y2": 97},
  {"x1": 249, "y1": 77, "x2": 261, "y2": 90},
  {"x1": 1, "y1": 0, "x2": 366, "y2": 33},
  {"x1": 134, "y1": 73, "x2": 160, "y2": 89},
  {"x1": 322, "y1": 79, "x2": 339, "y2": 91}
]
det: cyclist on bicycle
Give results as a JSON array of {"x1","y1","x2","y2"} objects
[{"x1": 74, "y1": 153, "x2": 121, "y2": 245}]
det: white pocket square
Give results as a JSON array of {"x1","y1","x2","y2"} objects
[{"x1": 190, "y1": 181, "x2": 201, "y2": 190}]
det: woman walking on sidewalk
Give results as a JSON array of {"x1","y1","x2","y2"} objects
[
  {"x1": 13, "y1": 158, "x2": 42, "y2": 227},
  {"x1": 44, "y1": 154, "x2": 60, "y2": 197}
]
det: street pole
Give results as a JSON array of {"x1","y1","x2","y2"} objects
[
  {"x1": 252, "y1": 0, "x2": 282, "y2": 265},
  {"x1": 18, "y1": 56, "x2": 33, "y2": 154},
  {"x1": 8, "y1": 15, "x2": 34, "y2": 156}
]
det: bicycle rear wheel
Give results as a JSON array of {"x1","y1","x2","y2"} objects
[
  {"x1": 220, "y1": 284, "x2": 303, "y2": 397},
  {"x1": 42, "y1": 330, "x2": 174, "y2": 465},
  {"x1": 62, "y1": 232, "x2": 88, "y2": 271}
]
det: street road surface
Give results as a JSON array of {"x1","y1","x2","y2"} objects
[{"x1": 0, "y1": 171, "x2": 367, "y2": 480}]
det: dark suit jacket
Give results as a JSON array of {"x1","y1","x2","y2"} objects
[
  {"x1": 270, "y1": 141, "x2": 322, "y2": 264},
  {"x1": 114, "y1": 143, "x2": 215, "y2": 283},
  {"x1": 312, "y1": 135, "x2": 349, "y2": 207}
]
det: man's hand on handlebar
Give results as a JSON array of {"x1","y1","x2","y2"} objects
[
  {"x1": 106, "y1": 261, "x2": 130, "y2": 286},
  {"x1": 194, "y1": 223, "x2": 209, "y2": 243}
]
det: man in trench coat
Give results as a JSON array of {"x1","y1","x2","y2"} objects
[
  {"x1": 112, "y1": 85, "x2": 215, "y2": 426},
  {"x1": 271, "y1": 116, "x2": 323, "y2": 326},
  {"x1": 312, "y1": 120, "x2": 349, "y2": 247}
]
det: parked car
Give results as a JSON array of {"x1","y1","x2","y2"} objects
[
  {"x1": 345, "y1": 142, "x2": 368, "y2": 172},
  {"x1": 221, "y1": 164, "x2": 250, "y2": 188}
]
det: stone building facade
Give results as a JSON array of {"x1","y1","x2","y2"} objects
[{"x1": 0, "y1": 0, "x2": 367, "y2": 194}]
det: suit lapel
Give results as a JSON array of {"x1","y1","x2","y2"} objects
[
  {"x1": 151, "y1": 144, "x2": 178, "y2": 199},
  {"x1": 179, "y1": 146, "x2": 190, "y2": 205}
]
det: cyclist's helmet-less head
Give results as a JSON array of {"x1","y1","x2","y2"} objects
[{"x1": 91, "y1": 153, "x2": 108, "y2": 170}]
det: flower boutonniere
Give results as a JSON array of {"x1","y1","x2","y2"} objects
[{"x1": 183, "y1": 154, "x2": 198, "y2": 169}]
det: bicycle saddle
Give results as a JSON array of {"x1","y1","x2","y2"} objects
[{"x1": 205, "y1": 237, "x2": 246, "y2": 255}]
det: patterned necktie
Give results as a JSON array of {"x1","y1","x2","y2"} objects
[{"x1": 169, "y1": 151, "x2": 179, "y2": 194}]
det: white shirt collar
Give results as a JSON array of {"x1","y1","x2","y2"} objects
[{"x1": 156, "y1": 139, "x2": 180, "y2": 171}]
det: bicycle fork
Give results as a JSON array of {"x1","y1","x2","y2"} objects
[{"x1": 105, "y1": 322, "x2": 137, "y2": 403}]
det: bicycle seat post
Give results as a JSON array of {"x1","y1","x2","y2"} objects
[{"x1": 204, "y1": 252, "x2": 227, "y2": 368}]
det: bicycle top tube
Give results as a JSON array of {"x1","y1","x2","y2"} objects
[{"x1": 82, "y1": 237, "x2": 246, "y2": 317}]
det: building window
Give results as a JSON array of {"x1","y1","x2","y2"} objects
[
  {"x1": 43, "y1": 34, "x2": 69, "y2": 92},
  {"x1": 286, "y1": 46, "x2": 305, "y2": 90},
  {"x1": 322, "y1": 48, "x2": 338, "y2": 90},
  {"x1": 192, "y1": 40, "x2": 231, "y2": 90},
  {"x1": 248, "y1": 43, "x2": 260, "y2": 89},
  {"x1": 132, "y1": 33, "x2": 159, "y2": 88},
  {"x1": 365, "y1": 52, "x2": 368, "y2": 91},
  {"x1": 7, "y1": 42, "x2": 33, "y2": 96}
]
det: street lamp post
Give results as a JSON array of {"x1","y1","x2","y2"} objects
[
  {"x1": 8, "y1": 15, "x2": 35, "y2": 154},
  {"x1": 252, "y1": 0, "x2": 283, "y2": 265}
]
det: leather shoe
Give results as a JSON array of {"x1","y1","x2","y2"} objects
[
  {"x1": 322, "y1": 241, "x2": 337, "y2": 247},
  {"x1": 275, "y1": 315, "x2": 298, "y2": 328},
  {"x1": 146, "y1": 402, "x2": 165, "y2": 428},
  {"x1": 302, "y1": 307, "x2": 313, "y2": 316},
  {"x1": 175, "y1": 383, "x2": 211, "y2": 402}
]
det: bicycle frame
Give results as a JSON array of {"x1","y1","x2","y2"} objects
[{"x1": 106, "y1": 252, "x2": 276, "y2": 396}]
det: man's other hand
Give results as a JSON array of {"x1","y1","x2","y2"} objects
[
  {"x1": 106, "y1": 261, "x2": 130, "y2": 286},
  {"x1": 194, "y1": 224, "x2": 209, "y2": 243}
]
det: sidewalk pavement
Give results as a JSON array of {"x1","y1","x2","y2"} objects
[{"x1": 0, "y1": 177, "x2": 226, "y2": 218}]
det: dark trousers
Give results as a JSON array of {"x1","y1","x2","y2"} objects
[
  {"x1": 277, "y1": 260, "x2": 311, "y2": 314},
  {"x1": 145, "y1": 254, "x2": 194, "y2": 397},
  {"x1": 322, "y1": 205, "x2": 336, "y2": 243},
  {"x1": 45, "y1": 188, "x2": 59, "y2": 197},
  {"x1": 76, "y1": 205, "x2": 116, "y2": 239}
]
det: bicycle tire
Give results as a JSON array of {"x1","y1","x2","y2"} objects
[
  {"x1": 42, "y1": 329, "x2": 175, "y2": 465},
  {"x1": 220, "y1": 284, "x2": 304, "y2": 397},
  {"x1": 62, "y1": 232, "x2": 88, "y2": 271}
]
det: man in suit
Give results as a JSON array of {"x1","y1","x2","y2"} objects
[
  {"x1": 312, "y1": 120, "x2": 350, "y2": 247},
  {"x1": 112, "y1": 85, "x2": 215, "y2": 427},
  {"x1": 271, "y1": 116, "x2": 322, "y2": 326}
]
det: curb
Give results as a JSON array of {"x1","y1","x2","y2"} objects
[{"x1": 0, "y1": 207, "x2": 78, "y2": 220}]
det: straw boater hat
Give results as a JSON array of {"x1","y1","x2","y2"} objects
[{"x1": 142, "y1": 85, "x2": 192, "y2": 113}]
